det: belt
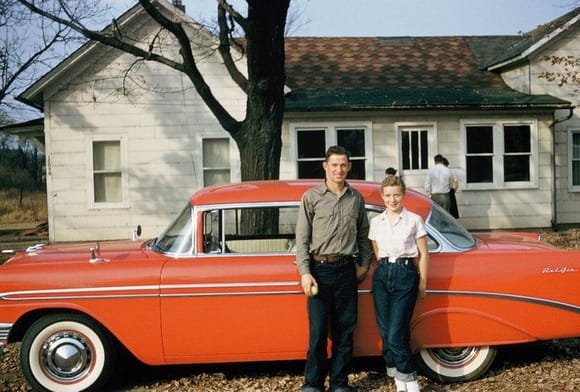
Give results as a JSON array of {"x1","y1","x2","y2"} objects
[
  {"x1": 379, "y1": 257, "x2": 415, "y2": 266},
  {"x1": 312, "y1": 254, "x2": 354, "y2": 263}
]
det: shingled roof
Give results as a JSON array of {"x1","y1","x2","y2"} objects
[{"x1": 283, "y1": 30, "x2": 573, "y2": 111}]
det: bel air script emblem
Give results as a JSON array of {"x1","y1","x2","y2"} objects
[{"x1": 542, "y1": 266, "x2": 578, "y2": 274}]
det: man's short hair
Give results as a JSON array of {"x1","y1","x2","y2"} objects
[
  {"x1": 326, "y1": 145, "x2": 350, "y2": 161},
  {"x1": 434, "y1": 154, "x2": 444, "y2": 163}
]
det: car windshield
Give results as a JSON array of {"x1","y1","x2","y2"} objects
[
  {"x1": 427, "y1": 203, "x2": 476, "y2": 250},
  {"x1": 151, "y1": 204, "x2": 193, "y2": 255}
]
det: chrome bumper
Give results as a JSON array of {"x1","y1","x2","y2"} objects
[{"x1": 0, "y1": 323, "x2": 13, "y2": 359}]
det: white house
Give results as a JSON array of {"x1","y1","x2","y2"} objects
[{"x1": 14, "y1": 1, "x2": 580, "y2": 241}]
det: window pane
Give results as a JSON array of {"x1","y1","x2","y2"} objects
[
  {"x1": 504, "y1": 155, "x2": 530, "y2": 182},
  {"x1": 466, "y1": 156, "x2": 493, "y2": 183},
  {"x1": 401, "y1": 129, "x2": 428, "y2": 170},
  {"x1": 349, "y1": 159, "x2": 365, "y2": 179},
  {"x1": 504, "y1": 125, "x2": 530, "y2": 153},
  {"x1": 401, "y1": 132, "x2": 410, "y2": 170},
  {"x1": 420, "y1": 131, "x2": 428, "y2": 169},
  {"x1": 203, "y1": 138, "x2": 230, "y2": 167},
  {"x1": 573, "y1": 161, "x2": 580, "y2": 186},
  {"x1": 574, "y1": 133, "x2": 580, "y2": 186},
  {"x1": 94, "y1": 173, "x2": 122, "y2": 202},
  {"x1": 93, "y1": 141, "x2": 120, "y2": 171},
  {"x1": 411, "y1": 131, "x2": 419, "y2": 169},
  {"x1": 298, "y1": 161, "x2": 325, "y2": 179},
  {"x1": 298, "y1": 130, "x2": 325, "y2": 158},
  {"x1": 466, "y1": 126, "x2": 493, "y2": 153},
  {"x1": 337, "y1": 129, "x2": 364, "y2": 157},
  {"x1": 203, "y1": 139, "x2": 230, "y2": 186},
  {"x1": 204, "y1": 170, "x2": 230, "y2": 186}
]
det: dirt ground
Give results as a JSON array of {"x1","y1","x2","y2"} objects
[{"x1": 0, "y1": 226, "x2": 579, "y2": 391}]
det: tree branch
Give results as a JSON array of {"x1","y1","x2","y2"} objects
[{"x1": 217, "y1": 4, "x2": 248, "y2": 93}]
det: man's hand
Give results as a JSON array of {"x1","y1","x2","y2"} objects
[
  {"x1": 301, "y1": 273, "x2": 318, "y2": 297},
  {"x1": 355, "y1": 265, "x2": 369, "y2": 282}
]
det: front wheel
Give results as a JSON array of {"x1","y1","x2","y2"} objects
[
  {"x1": 416, "y1": 346, "x2": 497, "y2": 383},
  {"x1": 20, "y1": 313, "x2": 116, "y2": 392}
]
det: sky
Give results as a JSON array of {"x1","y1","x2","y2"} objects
[{"x1": 109, "y1": 0, "x2": 578, "y2": 37}]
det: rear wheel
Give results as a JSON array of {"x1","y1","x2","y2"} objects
[
  {"x1": 417, "y1": 346, "x2": 496, "y2": 383},
  {"x1": 20, "y1": 314, "x2": 116, "y2": 392}
]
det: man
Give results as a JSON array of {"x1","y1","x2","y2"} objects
[
  {"x1": 424, "y1": 154, "x2": 454, "y2": 212},
  {"x1": 295, "y1": 145, "x2": 372, "y2": 392}
]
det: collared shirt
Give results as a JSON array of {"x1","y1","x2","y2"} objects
[
  {"x1": 295, "y1": 181, "x2": 371, "y2": 275},
  {"x1": 425, "y1": 163, "x2": 454, "y2": 195},
  {"x1": 368, "y1": 208, "x2": 427, "y2": 259}
]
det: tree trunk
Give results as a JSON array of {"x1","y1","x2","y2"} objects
[{"x1": 232, "y1": 0, "x2": 288, "y2": 181}]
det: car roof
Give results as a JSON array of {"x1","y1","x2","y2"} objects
[{"x1": 189, "y1": 180, "x2": 433, "y2": 221}]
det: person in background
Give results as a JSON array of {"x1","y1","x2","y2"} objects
[
  {"x1": 442, "y1": 157, "x2": 459, "y2": 218},
  {"x1": 295, "y1": 145, "x2": 372, "y2": 392},
  {"x1": 424, "y1": 154, "x2": 453, "y2": 212},
  {"x1": 385, "y1": 167, "x2": 397, "y2": 177},
  {"x1": 369, "y1": 175, "x2": 429, "y2": 392}
]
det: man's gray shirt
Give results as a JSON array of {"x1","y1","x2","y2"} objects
[{"x1": 295, "y1": 181, "x2": 372, "y2": 275}]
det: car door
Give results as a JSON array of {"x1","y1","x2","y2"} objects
[{"x1": 159, "y1": 204, "x2": 309, "y2": 363}]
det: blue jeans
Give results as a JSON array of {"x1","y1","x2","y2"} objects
[
  {"x1": 372, "y1": 260, "x2": 419, "y2": 381},
  {"x1": 304, "y1": 260, "x2": 357, "y2": 390}
]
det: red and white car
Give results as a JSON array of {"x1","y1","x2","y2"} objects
[{"x1": 1, "y1": 180, "x2": 578, "y2": 392}]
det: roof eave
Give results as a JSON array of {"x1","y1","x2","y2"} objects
[
  {"x1": 285, "y1": 103, "x2": 572, "y2": 112},
  {"x1": 487, "y1": 14, "x2": 580, "y2": 71}
]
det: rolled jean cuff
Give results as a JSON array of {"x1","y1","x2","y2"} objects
[{"x1": 394, "y1": 370, "x2": 417, "y2": 382}]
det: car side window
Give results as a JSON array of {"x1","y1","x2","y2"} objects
[{"x1": 202, "y1": 206, "x2": 298, "y2": 254}]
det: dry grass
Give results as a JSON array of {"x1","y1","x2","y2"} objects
[{"x1": 0, "y1": 189, "x2": 47, "y2": 224}]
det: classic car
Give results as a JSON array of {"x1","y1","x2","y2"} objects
[{"x1": 0, "y1": 180, "x2": 578, "y2": 392}]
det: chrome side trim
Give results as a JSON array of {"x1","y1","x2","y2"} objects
[
  {"x1": 0, "y1": 323, "x2": 13, "y2": 358},
  {"x1": 428, "y1": 289, "x2": 580, "y2": 314}
]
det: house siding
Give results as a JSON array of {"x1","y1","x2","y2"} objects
[
  {"x1": 44, "y1": 21, "x2": 246, "y2": 241},
  {"x1": 500, "y1": 24, "x2": 580, "y2": 225},
  {"x1": 283, "y1": 111, "x2": 555, "y2": 230}
]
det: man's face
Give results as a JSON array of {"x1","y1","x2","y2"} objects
[{"x1": 323, "y1": 153, "x2": 351, "y2": 184}]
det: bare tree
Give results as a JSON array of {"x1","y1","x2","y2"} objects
[
  {"x1": 0, "y1": 0, "x2": 99, "y2": 120},
  {"x1": 17, "y1": 0, "x2": 290, "y2": 181}
]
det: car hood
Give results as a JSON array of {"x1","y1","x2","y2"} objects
[
  {"x1": 1, "y1": 239, "x2": 151, "y2": 267},
  {"x1": 473, "y1": 231, "x2": 558, "y2": 251}
]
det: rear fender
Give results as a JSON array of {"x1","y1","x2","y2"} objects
[{"x1": 411, "y1": 307, "x2": 537, "y2": 350}]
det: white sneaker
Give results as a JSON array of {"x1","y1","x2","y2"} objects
[
  {"x1": 394, "y1": 378, "x2": 407, "y2": 391},
  {"x1": 405, "y1": 380, "x2": 420, "y2": 392}
]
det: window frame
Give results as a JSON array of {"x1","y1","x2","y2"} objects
[
  {"x1": 460, "y1": 120, "x2": 538, "y2": 190},
  {"x1": 395, "y1": 122, "x2": 437, "y2": 174},
  {"x1": 87, "y1": 135, "x2": 129, "y2": 209},
  {"x1": 202, "y1": 137, "x2": 232, "y2": 187},
  {"x1": 569, "y1": 129, "x2": 580, "y2": 192},
  {"x1": 289, "y1": 121, "x2": 373, "y2": 180},
  {"x1": 198, "y1": 133, "x2": 240, "y2": 186}
]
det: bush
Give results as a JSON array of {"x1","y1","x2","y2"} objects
[{"x1": 0, "y1": 189, "x2": 47, "y2": 224}]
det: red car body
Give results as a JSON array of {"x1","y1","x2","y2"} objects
[{"x1": 1, "y1": 180, "x2": 578, "y2": 392}]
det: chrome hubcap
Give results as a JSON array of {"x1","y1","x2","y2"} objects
[
  {"x1": 432, "y1": 347, "x2": 477, "y2": 366},
  {"x1": 42, "y1": 332, "x2": 92, "y2": 381}
]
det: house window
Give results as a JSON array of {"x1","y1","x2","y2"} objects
[
  {"x1": 463, "y1": 121, "x2": 537, "y2": 189},
  {"x1": 293, "y1": 123, "x2": 371, "y2": 179},
  {"x1": 401, "y1": 128, "x2": 429, "y2": 170},
  {"x1": 92, "y1": 139, "x2": 124, "y2": 204},
  {"x1": 203, "y1": 138, "x2": 230, "y2": 186},
  {"x1": 570, "y1": 130, "x2": 580, "y2": 191}
]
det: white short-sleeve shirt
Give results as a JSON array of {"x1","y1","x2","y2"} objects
[{"x1": 368, "y1": 207, "x2": 427, "y2": 259}]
